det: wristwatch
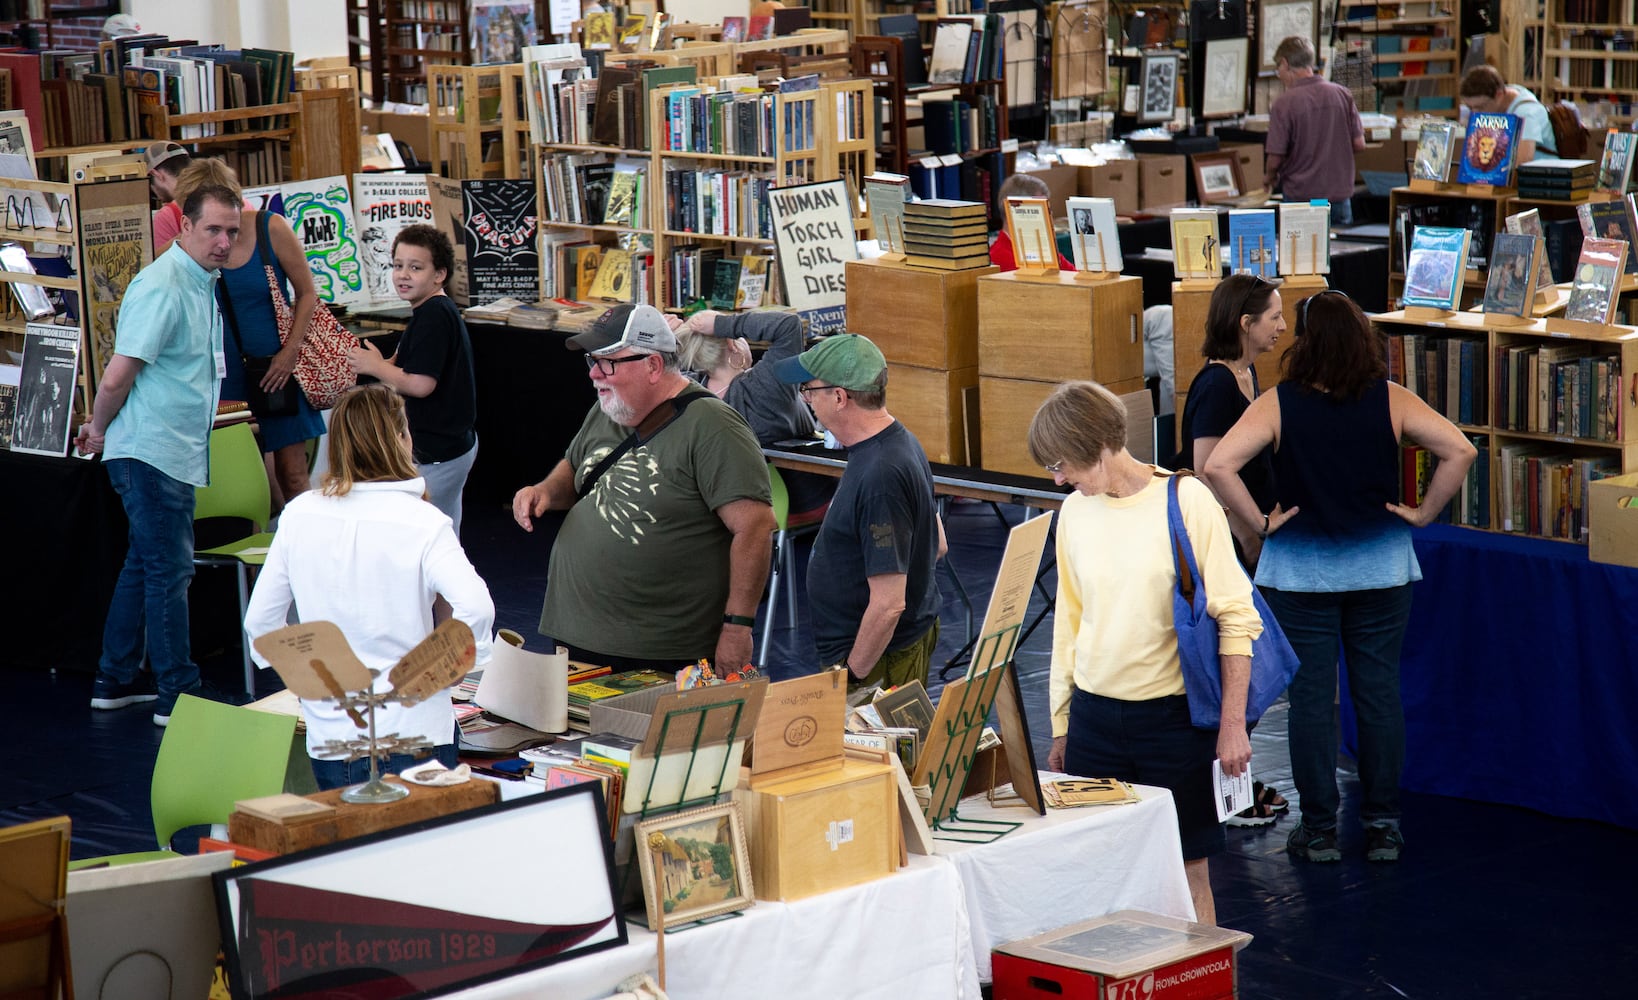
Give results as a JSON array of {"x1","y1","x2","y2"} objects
[{"x1": 722, "y1": 614, "x2": 756, "y2": 628}]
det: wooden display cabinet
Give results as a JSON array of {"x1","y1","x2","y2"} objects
[
  {"x1": 976, "y1": 271, "x2": 1144, "y2": 384},
  {"x1": 846, "y1": 257, "x2": 991, "y2": 369},
  {"x1": 1387, "y1": 184, "x2": 1513, "y2": 310}
]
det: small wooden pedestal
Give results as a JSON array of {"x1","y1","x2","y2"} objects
[
  {"x1": 228, "y1": 777, "x2": 499, "y2": 855},
  {"x1": 733, "y1": 758, "x2": 899, "y2": 903}
]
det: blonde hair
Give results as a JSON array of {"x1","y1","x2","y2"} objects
[
  {"x1": 675, "y1": 326, "x2": 729, "y2": 374},
  {"x1": 172, "y1": 158, "x2": 243, "y2": 212},
  {"x1": 1026, "y1": 381, "x2": 1127, "y2": 468},
  {"x1": 321, "y1": 385, "x2": 420, "y2": 497}
]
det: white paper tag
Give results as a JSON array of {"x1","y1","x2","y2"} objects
[
  {"x1": 1212, "y1": 760, "x2": 1254, "y2": 822},
  {"x1": 825, "y1": 819, "x2": 854, "y2": 851}
]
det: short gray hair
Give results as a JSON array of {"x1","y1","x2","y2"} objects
[{"x1": 1275, "y1": 36, "x2": 1315, "y2": 70}]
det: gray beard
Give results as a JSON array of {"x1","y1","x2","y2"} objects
[{"x1": 599, "y1": 394, "x2": 637, "y2": 425}]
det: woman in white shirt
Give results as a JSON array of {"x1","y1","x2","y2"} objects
[{"x1": 244, "y1": 384, "x2": 494, "y2": 789}]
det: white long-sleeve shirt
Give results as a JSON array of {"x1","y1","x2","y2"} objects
[{"x1": 243, "y1": 478, "x2": 495, "y2": 758}]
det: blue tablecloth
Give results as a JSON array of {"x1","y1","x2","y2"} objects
[{"x1": 1381, "y1": 524, "x2": 1638, "y2": 829}]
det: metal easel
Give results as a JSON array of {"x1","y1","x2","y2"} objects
[{"x1": 922, "y1": 624, "x2": 1026, "y2": 844}]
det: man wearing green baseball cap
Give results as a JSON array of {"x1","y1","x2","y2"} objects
[{"x1": 775, "y1": 334, "x2": 945, "y2": 687}]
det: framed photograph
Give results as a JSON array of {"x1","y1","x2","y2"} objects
[
  {"x1": 1260, "y1": 0, "x2": 1316, "y2": 73},
  {"x1": 1201, "y1": 37, "x2": 1249, "y2": 118},
  {"x1": 635, "y1": 802, "x2": 754, "y2": 931},
  {"x1": 1138, "y1": 52, "x2": 1179, "y2": 124},
  {"x1": 1192, "y1": 152, "x2": 1245, "y2": 203},
  {"x1": 213, "y1": 784, "x2": 625, "y2": 999}
]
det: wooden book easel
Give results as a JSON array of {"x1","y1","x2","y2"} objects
[{"x1": 1072, "y1": 231, "x2": 1119, "y2": 281}]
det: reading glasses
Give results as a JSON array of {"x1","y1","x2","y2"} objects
[{"x1": 585, "y1": 354, "x2": 652, "y2": 376}]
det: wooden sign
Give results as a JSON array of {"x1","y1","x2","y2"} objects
[
  {"x1": 750, "y1": 670, "x2": 847, "y2": 779},
  {"x1": 972, "y1": 514, "x2": 1052, "y2": 675},
  {"x1": 768, "y1": 179, "x2": 857, "y2": 335},
  {"x1": 252, "y1": 621, "x2": 372, "y2": 699}
]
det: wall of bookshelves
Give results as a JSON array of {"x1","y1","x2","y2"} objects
[
  {"x1": 1333, "y1": 1, "x2": 1460, "y2": 117},
  {"x1": 1542, "y1": 0, "x2": 1638, "y2": 126},
  {"x1": 429, "y1": 63, "x2": 534, "y2": 179},
  {"x1": 1500, "y1": 0, "x2": 1547, "y2": 96},
  {"x1": 1375, "y1": 309, "x2": 1638, "y2": 541}
]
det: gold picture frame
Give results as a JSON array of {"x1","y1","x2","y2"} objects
[{"x1": 635, "y1": 802, "x2": 755, "y2": 931}]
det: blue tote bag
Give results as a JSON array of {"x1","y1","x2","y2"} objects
[{"x1": 1166, "y1": 475, "x2": 1300, "y2": 729}]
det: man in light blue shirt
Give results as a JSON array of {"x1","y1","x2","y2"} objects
[{"x1": 75, "y1": 181, "x2": 241, "y2": 726}]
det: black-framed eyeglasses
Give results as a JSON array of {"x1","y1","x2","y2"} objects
[
  {"x1": 798, "y1": 384, "x2": 842, "y2": 396},
  {"x1": 585, "y1": 353, "x2": 653, "y2": 376},
  {"x1": 1297, "y1": 288, "x2": 1352, "y2": 335}
]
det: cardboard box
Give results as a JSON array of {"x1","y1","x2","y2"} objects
[
  {"x1": 980, "y1": 374, "x2": 1146, "y2": 477},
  {"x1": 1354, "y1": 134, "x2": 1411, "y2": 181},
  {"x1": 887, "y1": 363, "x2": 978, "y2": 465},
  {"x1": 1221, "y1": 143, "x2": 1265, "y2": 191},
  {"x1": 1017, "y1": 163, "x2": 1080, "y2": 220},
  {"x1": 733, "y1": 757, "x2": 899, "y2": 902},
  {"x1": 845, "y1": 257, "x2": 993, "y2": 370},
  {"x1": 361, "y1": 109, "x2": 435, "y2": 167},
  {"x1": 1139, "y1": 154, "x2": 1188, "y2": 211},
  {"x1": 977, "y1": 271, "x2": 1145, "y2": 384},
  {"x1": 1589, "y1": 472, "x2": 1638, "y2": 567},
  {"x1": 992, "y1": 910, "x2": 1252, "y2": 1000},
  {"x1": 1078, "y1": 161, "x2": 1139, "y2": 217}
]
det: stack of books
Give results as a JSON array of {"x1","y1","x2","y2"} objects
[
  {"x1": 1515, "y1": 158, "x2": 1597, "y2": 201},
  {"x1": 901, "y1": 198, "x2": 990, "y2": 270},
  {"x1": 566, "y1": 668, "x2": 672, "y2": 731}
]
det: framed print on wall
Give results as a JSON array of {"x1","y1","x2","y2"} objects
[
  {"x1": 1138, "y1": 51, "x2": 1180, "y2": 124},
  {"x1": 1259, "y1": 0, "x2": 1316, "y2": 73},
  {"x1": 1201, "y1": 37, "x2": 1249, "y2": 118}
]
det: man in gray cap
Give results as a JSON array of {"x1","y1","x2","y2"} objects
[
  {"x1": 774, "y1": 334, "x2": 944, "y2": 688},
  {"x1": 512, "y1": 303, "x2": 774, "y2": 672}
]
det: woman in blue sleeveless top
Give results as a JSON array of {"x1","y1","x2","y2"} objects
[{"x1": 1203, "y1": 290, "x2": 1475, "y2": 864}]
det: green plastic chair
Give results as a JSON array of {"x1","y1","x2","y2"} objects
[
  {"x1": 758, "y1": 464, "x2": 821, "y2": 666},
  {"x1": 194, "y1": 421, "x2": 276, "y2": 697},
  {"x1": 150, "y1": 694, "x2": 296, "y2": 850}
]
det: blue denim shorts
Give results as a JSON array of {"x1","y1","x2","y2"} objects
[{"x1": 1063, "y1": 688, "x2": 1224, "y2": 860}]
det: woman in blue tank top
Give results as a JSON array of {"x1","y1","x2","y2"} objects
[{"x1": 1202, "y1": 290, "x2": 1475, "y2": 865}]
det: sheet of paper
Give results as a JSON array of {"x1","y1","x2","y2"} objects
[{"x1": 1213, "y1": 759, "x2": 1254, "y2": 822}]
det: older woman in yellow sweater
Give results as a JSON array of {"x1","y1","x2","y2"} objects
[{"x1": 1029, "y1": 381, "x2": 1262, "y2": 926}]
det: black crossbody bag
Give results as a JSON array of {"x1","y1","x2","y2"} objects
[{"x1": 574, "y1": 391, "x2": 704, "y2": 499}]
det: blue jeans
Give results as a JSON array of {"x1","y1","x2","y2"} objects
[
  {"x1": 99, "y1": 458, "x2": 200, "y2": 699},
  {"x1": 1330, "y1": 198, "x2": 1354, "y2": 227},
  {"x1": 310, "y1": 743, "x2": 460, "y2": 791},
  {"x1": 1263, "y1": 584, "x2": 1414, "y2": 832}
]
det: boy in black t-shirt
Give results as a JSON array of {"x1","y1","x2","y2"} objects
[{"x1": 347, "y1": 224, "x2": 479, "y2": 532}]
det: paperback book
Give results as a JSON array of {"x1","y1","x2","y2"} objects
[
  {"x1": 1278, "y1": 202, "x2": 1331, "y2": 275},
  {"x1": 1577, "y1": 198, "x2": 1638, "y2": 275},
  {"x1": 1066, "y1": 196, "x2": 1121, "y2": 273},
  {"x1": 1482, "y1": 232, "x2": 1543, "y2": 318},
  {"x1": 1169, "y1": 207, "x2": 1220, "y2": 280},
  {"x1": 1227, "y1": 208, "x2": 1278, "y2": 278},
  {"x1": 1411, "y1": 121, "x2": 1456, "y2": 183},
  {"x1": 1456, "y1": 112, "x2": 1520, "y2": 187},
  {"x1": 1564, "y1": 237, "x2": 1628, "y2": 325},
  {"x1": 1004, "y1": 196, "x2": 1055, "y2": 268},
  {"x1": 1599, "y1": 129, "x2": 1636, "y2": 194},
  {"x1": 863, "y1": 172, "x2": 910, "y2": 253},
  {"x1": 1401, "y1": 226, "x2": 1471, "y2": 310},
  {"x1": 1504, "y1": 208, "x2": 1559, "y2": 293}
]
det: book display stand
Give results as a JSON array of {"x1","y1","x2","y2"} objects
[
  {"x1": 1071, "y1": 230, "x2": 1122, "y2": 281},
  {"x1": 913, "y1": 628, "x2": 1025, "y2": 844}
]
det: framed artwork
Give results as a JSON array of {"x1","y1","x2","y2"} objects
[
  {"x1": 635, "y1": 802, "x2": 754, "y2": 931},
  {"x1": 1201, "y1": 37, "x2": 1249, "y2": 118},
  {"x1": 1138, "y1": 51, "x2": 1180, "y2": 124},
  {"x1": 213, "y1": 784, "x2": 625, "y2": 999},
  {"x1": 1192, "y1": 152, "x2": 1245, "y2": 203},
  {"x1": 1260, "y1": 0, "x2": 1316, "y2": 73}
]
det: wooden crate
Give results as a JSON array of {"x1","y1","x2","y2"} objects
[
  {"x1": 980, "y1": 374, "x2": 1146, "y2": 477},
  {"x1": 733, "y1": 757, "x2": 899, "y2": 902},
  {"x1": 846, "y1": 258, "x2": 994, "y2": 370},
  {"x1": 977, "y1": 272, "x2": 1144, "y2": 385},
  {"x1": 227, "y1": 777, "x2": 498, "y2": 855},
  {"x1": 887, "y1": 363, "x2": 977, "y2": 465}
]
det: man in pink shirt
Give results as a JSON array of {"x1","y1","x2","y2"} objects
[{"x1": 1264, "y1": 36, "x2": 1366, "y2": 226}]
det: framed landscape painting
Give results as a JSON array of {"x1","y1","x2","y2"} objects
[{"x1": 635, "y1": 802, "x2": 754, "y2": 931}]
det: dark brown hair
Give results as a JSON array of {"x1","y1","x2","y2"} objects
[
  {"x1": 1460, "y1": 65, "x2": 1506, "y2": 99},
  {"x1": 392, "y1": 224, "x2": 455, "y2": 283},
  {"x1": 1280, "y1": 291, "x2": 1385, "y2": 400},
  {"x1": 1202, "y1": 274, "x2": 1279, "y2": 361}
]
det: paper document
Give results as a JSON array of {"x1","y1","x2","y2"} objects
[{"x1": 1213, "y1": 760, "x2": 1254, "y2": 822}]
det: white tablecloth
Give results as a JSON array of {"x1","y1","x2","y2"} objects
[
  {"x1": 937, "y1": 780, "x2": 1196, "y2": 981},
  {"x1": 449, "y1": 852, "x2": 980, "y2": 1000}
]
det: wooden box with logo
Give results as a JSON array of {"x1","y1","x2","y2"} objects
[{"x1": 992, "y1": 910, "x2": 1252, "y2": 1000}]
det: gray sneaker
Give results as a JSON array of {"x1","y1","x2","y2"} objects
[
  {"x1": 1286, "y1": 823, "x2": 1342, "y2": 862},
  {"x1": 1366, "y1": 824, "x2": 1404, "y2": 862}
]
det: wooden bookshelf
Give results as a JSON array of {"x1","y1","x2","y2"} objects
[
  {"x1": 1387, "y1": 185, "x2": 1514, "y2": 310},
  {"x1": 1373, "y1": 309, "x2": 1638, "y2": 540},
  {"x1": 1542, "y1": 0, "x2": 1638, "y2": 126},
  {"x1": 428, "y1": 63, "x2": 508, "y2": 180},
  {"x1": 1333, "y1": 1, "x2": 1461, "y2": 117}
]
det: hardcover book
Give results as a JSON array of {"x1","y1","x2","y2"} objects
[
  {"x1": 1227, "y1": 208, "x2": 1278, "y2": 279},
  {"x1": 736, "y1": 254, "x2": 771, "y2": 309},
  {"x1": 1401, "y1": 226, "x2": 1471, "y2": 310},
  {"x1": 1564, "y1": 237, "x2": 1627, "y2": 325},
  {"x1": 1504, "y1": 208, "x2": 1559, "y2": 293},
  {"x1": 1170, "y1": 207, "x2": 1219, "y2": 280},
  {"x1": 11, "y1": 321, "x2": 79, "y2": 458},
  {"x1": 1599, "y1": 129, "x2": 1635, "y2": 193},
  {"x1": 1066, "y1": 196, "x2": 1121, "y2": 273},
  {"x1": 1482, "y1": 232, "x2": 1543, "y2": 318},
  {"x1": 927, "y1": 21, "x2": 974, "y2": 85},
  {"x1": 1456, "y1": 112, "x2": 1520, "y2": 186},
  {"x1": 863, "y1": 172, "x2": 910, "y2": 253},
  {"x1": 1412, "y1": 122, "x2": 1456, "y2": 183},
  {"x1": 708, "y1": 256, "x2": 741, "y2": 309},
  {"x1": 1576, "y1": 199, "x2": 1638, "y2": 275},
  {"x1": 1278, "y1": 202, "x2": 1331, "y2": 275}
]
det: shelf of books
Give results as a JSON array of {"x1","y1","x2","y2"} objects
[
  {"x1": 1389, "y1": 185, "x2": 1510, "y2": 309},
  {"x1": 1542, "y1": 0, "x2": 1638, "y2": 125},
  {"x1": 429, "y1": 64, "x2": 513, "y2": 180},
  {"x1": 1334, "y1": 1, "x2": 1460, "y2": 116},
  {"x1": 379, "y1": 0, "x2": 471, "y2": 104},
  {"x1": 1498, "y1": 0, "x2": 1546, "y2": 95},
  {"x1": 1376, "y1": 224, "x2": 1638, "y2": 541}
]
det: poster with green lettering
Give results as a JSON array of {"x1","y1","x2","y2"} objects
[
  {"x1": 280, "y1": 176, "x2": 367, "y2": 308},
  {"x1": 352, "y1": 173, "x2": 435, "y2": 306},
  {"x1": 767, "y1": 179, "x2": 856, "y2": 335}
]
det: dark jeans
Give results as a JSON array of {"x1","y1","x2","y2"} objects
[
  {"x1": 1330, "y1": 198, "x2": 1354, "y2": 227},
  {"x1": 1263, "y1": 584, "x2": 1414, "y2": 832},
  {"x1": 99, "y1": 457, "x2": 200, "y2": 699},
  {"x1": 311, "y1": 743, "x2": 460, "y2": 791}
]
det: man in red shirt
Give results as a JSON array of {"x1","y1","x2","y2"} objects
[{"x1": 1264, "y1": 36, "x2": 1366, "y2": 227}]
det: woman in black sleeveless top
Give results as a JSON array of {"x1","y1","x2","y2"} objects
[{"x1": 1202, "y1": 291, "x2": 1475, "y2": 865}]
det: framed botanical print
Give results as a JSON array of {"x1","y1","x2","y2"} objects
[
  {"x1": 1201, "y1": 37, "x2": 1250, "y2": 118},
  {"x1": 1260, "y1": 0, "x2": 1317, "y2": 73},
  {"x1": 1138, "y1": 51, "x2": 1180, "y2": 124}
]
